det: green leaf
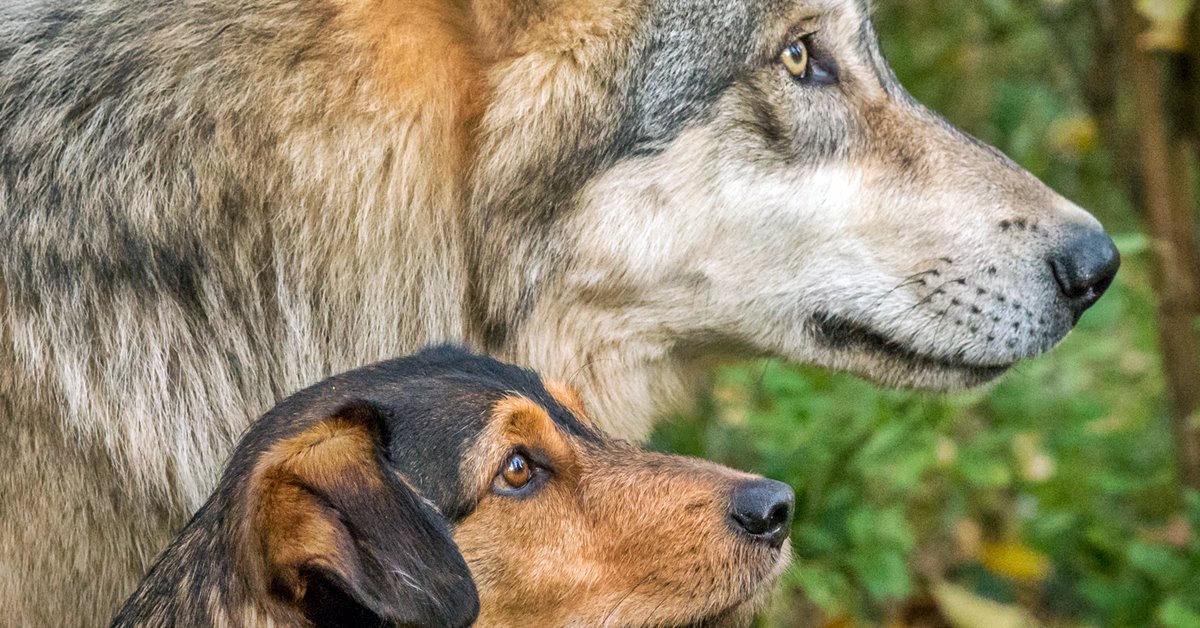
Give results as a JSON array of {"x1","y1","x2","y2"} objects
[
  {"x1": 853, "y1": 550, "x2": 913, "y2": 602},
  {"x1": 1111, "y1": 232, "x2": 1150, "y2": 256},
  {"x1": 1158, "y1": 596, "x2": 1200, "y2": 628},
  {"x1": 1127, "y1": 542, "x2": 1189, "y2": 587},
  {"x1": 790, "y1": 564, "x2": 852, "y2": 614}
]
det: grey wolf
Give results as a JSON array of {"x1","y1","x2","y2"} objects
[
  {"x1": 0, "y1": 0, "x2": 1118, "y2": 622},
  {"x1": 112, "y1": 346, "x2": 792, "y2": 627}
]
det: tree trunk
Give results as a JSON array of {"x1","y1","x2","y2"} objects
[
  {"x1": 1191, "y1": 5, "x2": 1200, "y2": 144},
  {"x1": 1122, "y1": 0, "x2": 1200, "y2": 490}
]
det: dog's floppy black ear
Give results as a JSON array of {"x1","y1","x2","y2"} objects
[{"x1": 248, "y1": 400, "x2": 478, "y2": 628}]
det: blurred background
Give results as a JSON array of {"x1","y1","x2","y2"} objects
[{"x1": 651, "y1": 1, "x2": 1200, "y2": 626}]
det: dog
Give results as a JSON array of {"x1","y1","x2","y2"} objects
[
  {"x1": 0, "y1": 0, "x2": 1119, "y2": 622},
  {"x1": 111, "y1": 346, "x2": 793, "y2": 627}
]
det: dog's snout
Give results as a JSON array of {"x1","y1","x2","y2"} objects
[
  {"x1": 1048, "y1": 225, "x2": 1120, "y2": 314},
  {"x1": 730, "y1": 479, "x2": 794, "y2": 548}
]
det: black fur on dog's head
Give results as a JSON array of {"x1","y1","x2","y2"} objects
[
  {"x1": 113, "y1": 346, "x2": 791, "y2": 627},
  {"x1": 112, "y1": 346, "x2": 503, "y2": 627}
]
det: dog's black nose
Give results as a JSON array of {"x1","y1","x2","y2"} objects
[
  {"x1": 1048, "y1": 225, "x2": 1120, "y2": 314},
  {"x1": 730, "y1": 479, "x2": 794, "y2": 548}
]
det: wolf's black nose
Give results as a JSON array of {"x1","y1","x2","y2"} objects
[
  {"x1": 730, "y1": 479, "x2": 794, "y2": 548},
  {"x1": 1048, "y1": 226, "x2": 1120, "y2": 314}
]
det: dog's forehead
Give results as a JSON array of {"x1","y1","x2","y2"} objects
[{"x1": 357, "y1": 351, "x2": 599, "y2": 519}]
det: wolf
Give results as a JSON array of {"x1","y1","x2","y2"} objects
[{"x1": 0, "y1": 0, "x2": 1118, "y2": 623}]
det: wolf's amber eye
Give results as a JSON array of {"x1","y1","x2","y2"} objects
[
  {"x1": 499, "y1": 454, "x2": 531, "y2": 489},
  {"x1": 781, "y1": 39, "x2": 810, "y2": 78},
  {"x1": 779, "y1": 35, "x2": 837, "y2": 85}
]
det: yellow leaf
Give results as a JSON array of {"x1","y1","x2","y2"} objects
[
  {"x1": 1136, "y1": 0, "x2": 1192, "y2": 51},
  {"x1": 1137, "y1": 0, "x2": 1192, "y2": 23},
  {"x1": 931, "y1": 581, "x2": 1041, "y2": 628},
  {"x1": 980, "y1": 541, "x2": 1052, "y2": 583},
  {"x1": 1047, "y1": 115, "x2": 1099, "y2": 157}
]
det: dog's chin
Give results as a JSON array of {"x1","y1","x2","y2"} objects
[
  {"x1": 681, "y1": 548, "x2": 790, "y2": 628},
  {"x1": 673, "y1": 592, "x2": 771, "y2": 628},
  {"x1": 683, "y1": 604, "x2": 758, "y2": 628},
  {"x1": 809, "y1": 312, "x2": 1015, "y2": 390},
  {"x1": 638, "y1": 549, "x2": 787, "y2": 628}
]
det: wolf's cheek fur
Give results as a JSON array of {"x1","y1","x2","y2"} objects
[
  {"x1": 547, "y1": 112, "x2": 1099, "y2": 398},
  {"x1": 517, "y1": 62, "x2": 1107, "y2": 429}
]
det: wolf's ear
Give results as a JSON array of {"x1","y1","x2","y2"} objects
[{"x1": 249, "y1": 400, "x2": 478, "y2": 628}]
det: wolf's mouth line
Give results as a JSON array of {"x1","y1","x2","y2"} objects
[{"x1": 812, "y1": 312, "x2": 1013, "y2": 376}]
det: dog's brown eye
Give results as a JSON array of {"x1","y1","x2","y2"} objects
[
  {"x1": 781, "y1": 39, "x2": 810, "y2": 78},
  {"x1": 492, "y1": 451, "x2": 550, "y2": 497},
  {"x1": 500, "y1": 454, "x2": 531, "y2": 489}
]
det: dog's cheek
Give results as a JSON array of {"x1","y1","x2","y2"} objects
[
  {"x1": 453, "y1": 491, "x2": 588, "y2": 624},
  {"x1": 576, "y1": 465, "x2": 782, "y2": 623}
]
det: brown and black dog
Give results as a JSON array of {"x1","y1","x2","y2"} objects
[{"x1": 112, "y1": 346, "x2": 794, "y2": 627}]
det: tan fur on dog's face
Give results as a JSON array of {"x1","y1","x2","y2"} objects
[
  {"x1": 113, "y1": 349, "x2": 787, "y2": 627},
  {"x1": 455, "y1": 394, "x2": 789, "y2": 626}
]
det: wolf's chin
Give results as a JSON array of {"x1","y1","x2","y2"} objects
[
  {"x1": 868, "y1": 359, "x2": 1011, "y2": 391},
  {"x1": 808, "y1": 311, "x2": 1015, "y2": 389}
]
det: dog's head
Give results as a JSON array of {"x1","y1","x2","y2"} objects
[
  {"x1": 156, "y1": 346, "x2": 790, "y2": 627},
  {"x1": 468, "y1": 0, "x2": 1119, "y2": 402}
]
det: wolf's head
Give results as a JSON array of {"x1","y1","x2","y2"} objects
[{"x1": 468, "y1": 0, "x2": 1118, "y2": 434}]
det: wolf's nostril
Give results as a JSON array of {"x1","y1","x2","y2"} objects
[
  {"x1": 730, "y1": 479, "x2": 794, "y2": 548},
  {"x1": 1047, "y1": 225, "x2": 1120, "y2": 314}
]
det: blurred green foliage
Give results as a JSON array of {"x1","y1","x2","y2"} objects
[{"x1": 650, "y1": 0, "x2": 1200, "y2": 625}]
